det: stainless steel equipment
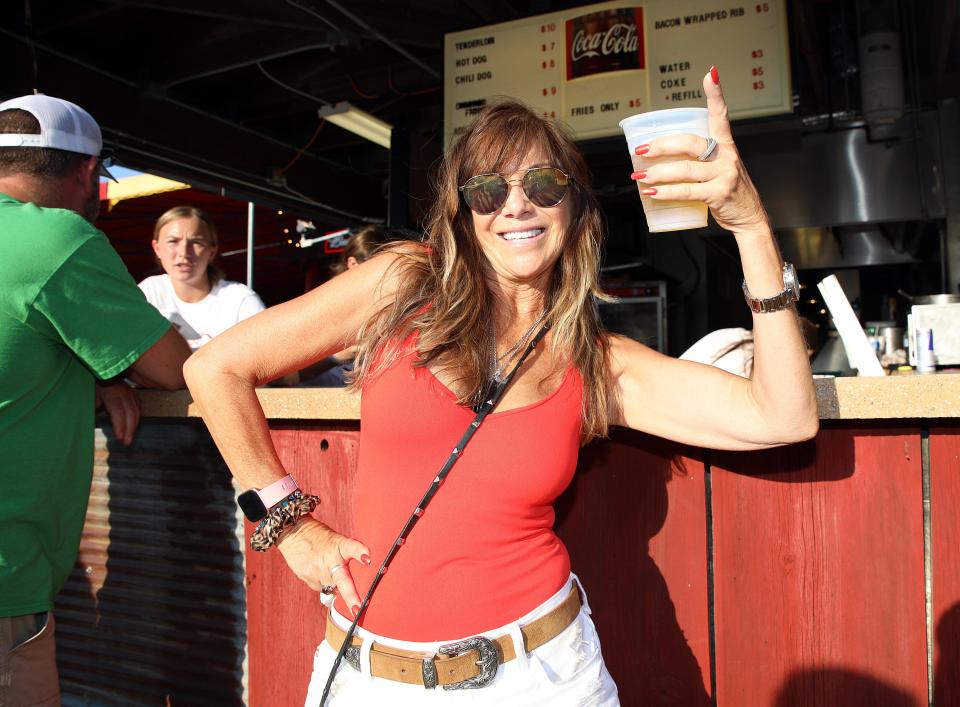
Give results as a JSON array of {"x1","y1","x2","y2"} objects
[
  {"x1": 898, "y1": 290, "x2": 960, "y2": 306},
  {"x1": 738, "y1": 109, "x2": 945, "y2": 231},
  {"x1": 779, "y1": 225, "x2": 917, "y2": 270},
  {"x1": 907, "y1": 303, "x2": 960, "y2": 366},
  {"x1": 599, "y1": 281, "x2": 667, "y2": 353}
]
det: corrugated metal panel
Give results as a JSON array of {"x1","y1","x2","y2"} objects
[{"x1": 55, "y1": 418, "x2": 246, "y2": 706}]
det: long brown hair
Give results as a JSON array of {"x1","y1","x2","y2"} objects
[
  {"x1": 152, "y1": 206, "x2": 225, "y2": 286},
  {"x1": 351, "y1": 99, "x2": 612, "y2": 443}
]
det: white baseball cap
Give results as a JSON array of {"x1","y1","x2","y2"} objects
[{"x1": 0, "y1": 94, "x2": 117, "y2": 180}]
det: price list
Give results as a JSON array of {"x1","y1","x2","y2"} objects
[
  {"x1": 444, "y1": 13, "x2": 567, "y2": 143},
  {"x1": 444, "y1": 0, "x2": 790, "y2": 145},
  {"x1": 644, "y1": 0, "x2": 789, "y2": 114},
  {"x1": 534, "y1": 19, "x2": 562, "y2": 119}
]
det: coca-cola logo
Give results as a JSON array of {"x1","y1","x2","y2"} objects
[
  {"x1": 565, "y1": 8, "x2": 644, "y2": 80},
  {"x1": 571, "y1": 23, "x2": 639, "y2": 61}
]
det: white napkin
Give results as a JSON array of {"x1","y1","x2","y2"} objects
[{"x1": 817, "y1": 274, "x2": 885, "y2": 376}]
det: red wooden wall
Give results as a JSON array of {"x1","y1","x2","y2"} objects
[
  {"x1": 247, "y1": 425, "x2": 361, "y2": 707},
  {"x1": 247, "y1": 422, "x2": 958, "y2": 707},
  {"x1": 931, "y1": 427, "x2": 960, "y2": 707},
  {"x1": 713, "y1": 427, "x2": 926, "y2": 707},
  {"x1": 555, "y1": 428, "x2": 712, "y2": 705}
]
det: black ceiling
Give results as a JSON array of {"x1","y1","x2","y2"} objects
[
  {"x1": 2, "y1": 0, "x2": 596, "y2": 230},
  {"x1": 3, "y1": 0, "x2": 958, "y2": 233}
]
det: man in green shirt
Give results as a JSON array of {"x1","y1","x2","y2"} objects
[{"x1": 0, "y1": 94, "x2": 191, "y2": 706}]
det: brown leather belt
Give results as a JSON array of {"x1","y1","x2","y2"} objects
[{"x1": 325, "y1": 585, "x2": 581, "y2": 690}]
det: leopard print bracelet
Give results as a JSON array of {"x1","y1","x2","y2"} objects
[{"x1": 249, "y1": 489, "x2": 321, "y2": 552}]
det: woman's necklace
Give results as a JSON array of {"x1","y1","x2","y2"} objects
[{"x1": 490, "y1": 310, "x2": 548, "y2": 382}]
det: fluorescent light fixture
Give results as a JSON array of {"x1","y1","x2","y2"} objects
[{"x1": 317, "y1": 101, "x2": 392, "y2": 148}]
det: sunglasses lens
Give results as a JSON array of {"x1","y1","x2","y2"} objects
[
  {"x1": 462, "y1": 168, "x2": 570, "y2": 213},
  {"x1": 523, "y1": 168, "x2": 569, "y2": 207},
  {"x1": 463, "y1": 174, "x2": 508, "y2": 214}
]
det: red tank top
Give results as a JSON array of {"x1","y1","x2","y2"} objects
[{"x1": 337, "y1": 334, "x2": 582, "y2": 640}]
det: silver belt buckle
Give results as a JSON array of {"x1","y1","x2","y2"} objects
[
  {"x1": 425, "y1": 636, "x2": 499, "y2": 690},
  {"x1": 344, "y1": 645, "x2": 360, "y2": 672}
]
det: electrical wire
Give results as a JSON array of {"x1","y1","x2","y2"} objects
[
  {"x1": 387, "y1": 67, "x2": 439, "y2": 97},
  {"x1": 0, "y1": 26, "x2": 347, "y2": 172},
  {"x1": 348, "y1": 75, "x2": 380, "y2": 100},
  {"x1": 256, "y1": 63, "x2": 329, "y2": 105},
  {"x1": 255, "y1": 62, "x2": 334, "y2": 175},
  {"x1": 254, "y1": 63, "x2": 348, "y2": 176},
  {"x1": 284, "y1": 0, "x2": 343, "y2": 32},
  {"x1": 278, "y1": 119, "x2": 325, "y2": 175},
  {"x1": 283, "y1": 184, "x2": 378, "y2": 222},
  {"x1": 322, "y1": 0, "x2": 440, "y2": 80}
]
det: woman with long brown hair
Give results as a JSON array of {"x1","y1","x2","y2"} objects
[{"x1": 185, "y1": 70, "x2": 817, "y2": 705}]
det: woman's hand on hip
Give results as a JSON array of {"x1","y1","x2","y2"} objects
[
  {"x1": 276, "y1": 517, "x2": 371, "y2": 614},
  {"x1": 631, "y1": 66, "x2": 769, "y2": 234}
]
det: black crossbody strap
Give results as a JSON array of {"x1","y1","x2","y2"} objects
[{"x1": 318, "y1": 322, "x2": 551, "y2": 705}]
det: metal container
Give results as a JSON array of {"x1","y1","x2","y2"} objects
[
  {"x1": 879, "y1": 326, "x2": 904, "y2": 354},
  {"x1": 908, "y1": 303, "x2": 960, "y2": 366},
  {"x1": 898, "y1": 290, "x2": 960, "y2": 306}
]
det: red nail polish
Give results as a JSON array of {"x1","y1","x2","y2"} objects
[
  {"x1": 635, "y1": 144, "x2": 650, "y2": 156},
  {"x1": 361, "y1": 554, "x2": 371, "y2": 565},
  {"x1": 352, "y1": 604, "x2": 360, "y2": 617},
  {"x1": 710, "y1": 66, "x2": 719, "y2": 85},
  {"x1": 641, "y1": 188, "x2": 657, "y2": 196},
  {"x1": 630, "y1": 170, "x2": 647, "y2": 181}
]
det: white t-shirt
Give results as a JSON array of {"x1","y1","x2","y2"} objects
[{"x1": 138, "y1": 274, "x2": 265, "y2": 349}]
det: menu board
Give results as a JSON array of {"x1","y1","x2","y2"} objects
[{"x1": 444, "y1": 0, "x2": 790, "y2": 144}]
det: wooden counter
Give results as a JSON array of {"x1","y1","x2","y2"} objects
[
  {"x1": 137, "y1": 372, "x2": 960, "y2": 420},
  {"x1": 58, "y1": 379, "x2": 960, "y2": 706}
]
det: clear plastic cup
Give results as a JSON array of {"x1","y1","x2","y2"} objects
[{"x1": 619, "y1": 107, "x2": 710, "y2": 232}]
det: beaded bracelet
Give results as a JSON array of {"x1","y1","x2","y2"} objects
[{"x1": 249, "y1": 489, "x2": 320, "y2": 552}]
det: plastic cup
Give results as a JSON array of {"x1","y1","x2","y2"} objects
[{"x1": 619, "y1": 107, "x2": 710, "y2": 232}]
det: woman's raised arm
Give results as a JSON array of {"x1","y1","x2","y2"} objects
[{"x1": 611, "y1": 68, "x2": 818, "y2": 451}]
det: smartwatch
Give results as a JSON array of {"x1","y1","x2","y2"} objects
[{"x1": 237, "y1": 475, "x2": 299, "y2": 522}]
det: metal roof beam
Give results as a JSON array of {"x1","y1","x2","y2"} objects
[
  {"x1": 159, "y1": 39, "x2": 353, "y2": 89},
  {"x1": 0, "y1": 33, "x2": 383, "y2": 218},
  {"x1": 312, "y1": 0, "x2": 441, "y2": 79},
  {"x1": 93, "y1": 0, "x2": 330, "y2": 31}
]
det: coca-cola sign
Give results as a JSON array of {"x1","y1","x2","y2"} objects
[{"x1": 566, "y1": 7, "x2": 645, "y2": 81}]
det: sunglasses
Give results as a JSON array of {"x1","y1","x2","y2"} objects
[{"x1": 459, "y1": 166, "x2": 572, "y2": 215}]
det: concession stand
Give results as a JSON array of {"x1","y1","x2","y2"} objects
[
  {"x1": 3, "y1": 0, "x2": 958, "y2": 705},
  {"x1": 88, "y1": 377, "x2": 960, "y2": 706}
]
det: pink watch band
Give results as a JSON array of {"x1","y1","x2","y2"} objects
[{"x1": 257, "y1": 475, "x2": 299, "y2": 510}]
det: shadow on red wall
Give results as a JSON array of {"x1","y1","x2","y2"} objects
[{"x1": 556, "y1": 428, "x2": 712, "y2": 707}]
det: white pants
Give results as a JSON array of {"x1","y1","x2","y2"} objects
[{"x1": 304, "y1": 575, "x2": 620, "y2": 706}]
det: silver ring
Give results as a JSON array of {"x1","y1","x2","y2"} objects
[
  {"x1": 697, "y1": 137, "x2": 718, "y2": 161},
  {"x1": 320, "y1": 584, "x2": 337, "y2": 595},
  {"x1": 329, "y1": 563, "x2": 345, "y2": 574}
]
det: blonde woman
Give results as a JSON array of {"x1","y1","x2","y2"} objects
[
  {"x1": 185, "y1": 69, "x2": 817, "y2": 705},
  {"x1": 139, "y1": 206, "x2": 264, "y2": 349}
]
